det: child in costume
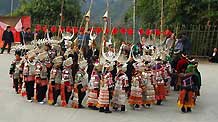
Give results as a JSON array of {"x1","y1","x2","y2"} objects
[
  {"x1": 72, "y1": 61, "x2": 88, "y2": 108},
  {"x1": 162, "y1": 61, "x2": 172, "y2": 96},
  {"x1": 111, "y1": 63, "x2": 129, "y2": 112},
  {"x1": 152, "y1": 59, "x2": 167, "y2": 105},
  {"x1": 97, "y1": 62, "x2": 113, "y2": 113},
  {"x1": 60, "y1": 57, "x2": 74, "y2": 107},
  {"x1": 23, "y1": 51, "x2": 36, "y2": 102},
  {"x1": 48, "y1": 56, "x2": 63, "y2": 106},
  {"x1": 141, "y1": 71, "x2": 156, "y2": 108},
  {"x1": 177, "y1": 64, "x2": 197, "y2": 113},
  {"x1": 87, "y1": 62, "x2": 102, "y2": 110},
  {"x1": 35, "y1": 52, "x2": 49, "y2": 104},
  {"x1": 128, "y1": 62, "x2": 143, "y2": 109},
  {"x1": 9, "y1": 50, "x2": 23, "y2": 94}
]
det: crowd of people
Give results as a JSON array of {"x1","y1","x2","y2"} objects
[
  {"x1": 1, "y1": 26, "x2": 52, "y2": 54},
  {"x1": 8, "y1": 29, "x2": 202, "y2": 114}
]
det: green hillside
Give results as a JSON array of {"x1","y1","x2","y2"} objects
[{"x1": 0, "y1": 0, "x2": 131, "y2": 25}]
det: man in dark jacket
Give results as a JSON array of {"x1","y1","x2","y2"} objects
[
  {"x1": 86, "y1": 43, "x2": 99, "y2": 61},
  {"x1": 1, "y1": 26, "x2": 14, "y2": 54},
  {"x1": 182, "y1": 34, "x2": 192, "y2": 55},
  {"x1": 24, "y1": 27, "x2": 33, "y2": 44},
  {"x1": 20, "y1": 27, "x2": 25, "y2": 45}
]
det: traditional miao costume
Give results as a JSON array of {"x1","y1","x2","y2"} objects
[
  {"x1": 162, "y1": 62, "x2": 172, "y2": 96},
  {"x1": 9, "y1": 50, "x2": 23, "y2": 94},
  {"x1": 60, "y1": 57, "x2": 73, "y2": 107},
  {"x1": 72, "y1": 61, "x2": 88, "y2": 108},
  {"x1": 128, "y1": 62, "x2": 144, "y2": 109},
  {"x1": 35, "y1": 52, "x2": 49, "y2": 104},
  {"x1": 48, "y1": 56, "x2": 63, "y2": 105},
  {"x1": 20, "y1": 55, "x2": 28, "y2": 97},
  {"x1": 128, "y1": 73, "x2": 143, "y2": 108},
  {"x1": 111, "y1": 64, "x2": 129, "y2": 112},
  {"x1": 177, "y1": 65, "x2": 196, "y2": 113},
  {"x1": 97, "y1": 63, "x2": 113, "y2": 113},
  {"x1": 23, "y1": 51, "x2": 36, "y2": 102},
  {"x1": 48, "y1": 43, "x2": 61, "y2": 60},
  {"x1": 152, "y1": 61, "x2": 167, "y2": 105},
  {"x1": 87, "y1": 62, "x2": 102, "y2": 110},
  {"x1": 141, "y1": 71, "x2": 156, "y2": 107},
  {"x1": 175, "y1": 56, "x2": 189, "y2": 90},
  {"x1": 187, "y1": 61, "x2": 201, "y2": 99}
]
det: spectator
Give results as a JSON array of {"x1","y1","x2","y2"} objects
[
  {"x1": 182, "y1": 33, "x2": 192, "y2": 55},
  {"x1": 77, "y1": 31, "x2": 84, "y2": 48},
  {"x1": 174, "y1": 35, "x2": 184, "y2": 52},
  {"x1": 44, "y1": 29, "x2": 53, "y2": 40},
  {"x1": 165, "y1": 33, "x2": 175, "y2": 50},
  {"x1": 34, "y1": 29, "x2": 44, "y2": 40},
  {"x1": 1, "y1": 26, "x2": 14, "y2": 54},
  {"x1": 20, "y1": 27, "x2": 25, "y2": 45},
  {"x1": 24, "y1": 27, "x2": 33, "y2": 44},
  {"x1": 209, "y1": 48, "x2": 218, "y2": 63}
]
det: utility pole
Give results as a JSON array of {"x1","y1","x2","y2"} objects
[
  {"x1": 58, "y1": 0, "x2": 64, "y2": 39},
  {"x1": 133, "y1": 0, "x2": 136, "y2": 43},
  {"x1": 160, "y1": 0, "x2": 164, "y2": 41},
  {"x1": 11, "y1": 0, "x2": 14, "y2": 16},
  {"x1": 208, "y1": 0, "x2": 211, "y2": 21}
]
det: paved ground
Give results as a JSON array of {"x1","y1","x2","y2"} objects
[{"x1": 0, "y1": 54, "x2": 217, "y2": 122}]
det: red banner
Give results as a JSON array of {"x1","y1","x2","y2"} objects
[{"x1": 21, "y1": 16, "x2": 31, "y2": 29}]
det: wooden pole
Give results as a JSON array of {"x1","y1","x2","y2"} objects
[
  {"x1": 205, "y1": 25, "x2": 211, "y2": 56},
  {"x1": 58, "y1": 0, "x2": 64, "y2": 39},
  {"x1": 160, "y1": 0, "x2": 164, "y2": 42},
  {"x1": 133, "y1": 0, "x2": 136, "y2": 43},
  {"x1": 196, "y1": 25, "x2": 201, "y2": 55},
  {"x1": 210, "y1": 25, "x2": 216, "y2": 53},
  {"x1": 215, "y1": 26, "x2": 218, "y2": 48}
]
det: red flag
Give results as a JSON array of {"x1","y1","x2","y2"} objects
[
  {"x1": 79, "y1": 27, "x2": 85, "y2": 33},
  {"x1": 72, "y1": 27, "x2": 78, "y2": 34},
  {"x1": 120, "y1": 27, "x2": 126, "y2": 35},
  {"x1": 11, "y1": 27, "x2": 20, "y2": 43},
  {"x1": 50, "y1": 26, "x2": 57, "y2": 33},
  {"x1": 59, "y1": 26, "x2": 65, "y2": 32},
  {"x1": 127, "y1": 28, "x2": 133, "y2": 35},
  {"x1": 42, "y1": 25, "x2": 47, "y2": 32},
  {"x1": 112, "y1": 27, "x2": 118, "y2": 35},
  {"x1": 105, "y1": 28, "x2": 110, "y2": 34},
  {"x1": 66, "y1": 26, "x2": 71, "y2": 32},
  {"x1": 145, "y1": 29, "x2": 152, "y2": 36},
  {"x1": 154, "y1": 29, "x2": 161, "y2": 36},
  {"x1": 138, "y1": 28, "x2": 144, "y2": 35},
  {"x1": 21, "y1": 16, "x2": 31, "y2": 29},
  {"x1": 15, "y1": 19, "x2": 23, "y2": 32},
  {"x1": 95, "y1": 27, "x2": 102, "y2": 34},
  {"x1": 35, "y1": 24, "x2": 41, "y2": 32},
  {"x1": 164, "y1": 29, "x2": 172, "y2": 36},
  {"x1": 90, "y1": 27, "x2": 95, "y2": 33}
]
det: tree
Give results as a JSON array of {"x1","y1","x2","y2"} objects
[
  {"x1": 13, "y1": 0, "x2": 83, "y2": 26},
  {"x1": 124, "y1": 0, "x2": 218, "y2": 27}
]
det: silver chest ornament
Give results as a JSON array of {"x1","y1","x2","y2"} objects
[
  {"x1": 23, "y1": 61, "x2": 35, "y2": 76},
  {"x1": 156, "y1": 71, "x2": 164, "y2": 84},
  {"x1": 55, "y1": 69, "x2": 62, "y2": 83}
]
